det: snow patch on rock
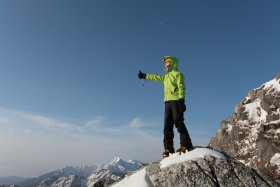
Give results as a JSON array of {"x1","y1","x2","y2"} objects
[
  {"x1": 270, "y1": 153, "x2": 280, "y2": 175},
  {"x1": 244, "y1": 101, "x2": 267, "y2": 123},
  {"x1": 160, "y1": 148, "x2": 227, "y2": 169}
]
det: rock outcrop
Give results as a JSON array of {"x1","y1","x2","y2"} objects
[
  {"x1": 209, "y1": 73, "x2": 280, "y2": 181},
  {"x1": 146, "y1": 155, "x2": 276, "y2": 187},
  {"x1": 111, "y1": 148, "x2": 278, "y2": 187}
]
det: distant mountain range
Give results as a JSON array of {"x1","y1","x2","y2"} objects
[
  {"x1": 0, "y1": 176, "x2": 26, "y2": 186},
  {"x1": 0, "y1": 157, "x2": 144, "y2": 187}
]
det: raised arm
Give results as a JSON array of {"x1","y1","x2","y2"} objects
[
  {"x1": 146, "y1": 74, "x2": 164, "y2": 82},
  {"x1": 138, "y1": 70, "x2": 164, "y2": 83}
]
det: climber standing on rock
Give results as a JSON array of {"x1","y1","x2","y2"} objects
[{"x1": 138, "y1": 56, "x2": 194, "y2": 158}]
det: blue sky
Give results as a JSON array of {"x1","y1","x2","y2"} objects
[{"x1": 0, "y1": 0, "x2": 280, "y2": 177}]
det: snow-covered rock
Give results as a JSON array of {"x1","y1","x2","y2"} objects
[
  {"x1": 112, "y1": 148, "x2": 277, "y2": 187},
  {"x1": 209, "y1": 72, "x2": 280, "y2": 181},
  {"x1": 159, "y1": 148, "x2": 227, "y2": 168}
]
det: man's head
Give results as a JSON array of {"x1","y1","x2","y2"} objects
[{"x1": 163, "y1": 56, "x2": 180, "y2": 72}]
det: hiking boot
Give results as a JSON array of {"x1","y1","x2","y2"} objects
[
  {"x1": 176, "y1": 146, "x2": 187, "y2": 154},
  {"x1": 162, "y1": 150, "x2": 174, "y2": 158}
]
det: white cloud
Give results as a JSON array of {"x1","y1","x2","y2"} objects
[
  {"x1": 129, "y1": 117, "x2": 158, "y2": 130},
  {"x1": 130, "y1": 117, "x2": 143, "y2": 128},
  {"x1": 84, "y1": 116, "x2": 106, "y2": 129}
]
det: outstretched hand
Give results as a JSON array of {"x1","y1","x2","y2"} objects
[{"x1": 138, "y1": 70, "x2": 146, "y2": 79}]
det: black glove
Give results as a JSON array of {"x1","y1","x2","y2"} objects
[
  {"x1": 138, "y1": 70, "x2": 146, "y2": 79},
  {"x1": 178, "y1": 99, "x2": 186, "y2": 112}
]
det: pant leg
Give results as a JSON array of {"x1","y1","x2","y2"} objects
[
  {"x1": 163, "y1": 102, "x2": 174, "y2": 152},
  {"x1": 171, "y1": 101, "x2": 194, "y2": 151}
]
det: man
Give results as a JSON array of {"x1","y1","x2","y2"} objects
[{"x1": 138, "y1": 56, "x2": 194, "y2": 158}]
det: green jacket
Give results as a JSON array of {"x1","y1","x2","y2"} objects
[{"x1": 146, "y1": 56, "x2": 185, "y2": 102}]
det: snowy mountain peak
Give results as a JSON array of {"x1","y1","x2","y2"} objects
[
  {"x1": 259, "y1": 73, "x2": 280, "y2": 92},
  {"x1": 104, "y1": 157, "x2": 144, "y2": 177},
  {"x1": 110, "y1": 157, "x2": 124, "y2": 165}
]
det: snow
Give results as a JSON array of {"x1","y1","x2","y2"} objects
[
  {"x1": 270, "y1": 153, "x2": 280, "y2": 175},
  {"x1": 263, "y1": 78, "x2": 280, "y2": 92},
  {"x1": 270, "y1": 153, "x2": 280, "y2": 167},
  {"x1": 160, "y1": 148, "x2": 227, "y2": 169},
  {"x1": 111, "y1": 168, "x2": 152, "y2": 187},
  {"x1": 244, "y1": 101, "x2": 267, "y2": 123},
  {"x1": 267, "y1": 129, "x2": 275, "y2": 134},
  {"x1": 270, "y1": 105, "x2": 276, "y2": 109},
  {"x1": 87, "y1": 170, "x2": 120, "y2": 187},
  {"x1": 268, "y1": 119, "x2": 280, "y2": 125},
  {"x1": 104, "y1": 157, "x2": 143, "y2": 176},
  {"x1": 226, "y1": 123, "x2": 233, "y2": 133}
]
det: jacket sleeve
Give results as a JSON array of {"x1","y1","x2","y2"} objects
[
  {"x1": 177, "y1": 73, "x2": 185, "y2": 99},
  {"x1": 146, "y1": 74, "x2": 165, "y2": 83}
]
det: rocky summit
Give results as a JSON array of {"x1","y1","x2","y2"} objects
[
  {"x1": 112, "y1": 148, "x2": 278, "y2": 187},
  {"x1": 146, "y1": 155, "x2": 276, "y2": 187},
  {"x1": 209, "y1": 72, "x2": 280, "y2": 181}
]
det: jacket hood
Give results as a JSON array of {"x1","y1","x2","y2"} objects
[{"x1": 163, "y1": 56, "x2": 180, "y2": 72}]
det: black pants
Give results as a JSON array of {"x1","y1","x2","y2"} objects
[{"x1": 163, "y1": 100, "x2": 193, "y2": 152}]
